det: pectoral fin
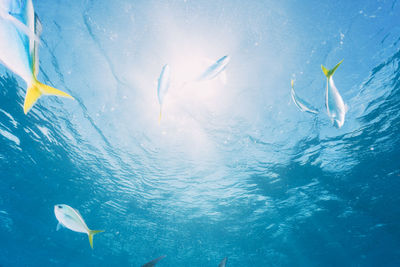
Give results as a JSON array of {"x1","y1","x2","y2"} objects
[{"x1": 56, "y1": 222, "x2": 63, "y2": 231}]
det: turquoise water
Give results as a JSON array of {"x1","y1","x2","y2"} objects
[{"x1": 1, "y1": 0, "x2": 400, "y2": 266}]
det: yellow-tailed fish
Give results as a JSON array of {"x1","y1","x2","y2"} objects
[
  {"x1": 141, "y1": 255, "x2": 166, "y2": 267},
  {"x1": 321, "y1": 60, "x2": 346, "y2": 128},
  {"x1": 0, "y1": 0, "x2": 73, "y2": 114},
  {"x1": 54, "y1": 204, "x2": 104, "y2": 249},
  {"x1": 290, "y1": 80, "x2": 318, "y2": 114},
  {"x1": 197, "y1": 55, "x2": 230, "y2": 81},
  {"x1": 157, "y1": 64, "x2": 170, "y2": 122},
  {"x1": 219, "y1": 257, "x2": 228, "y2": 267}
]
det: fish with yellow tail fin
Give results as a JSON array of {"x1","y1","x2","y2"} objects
[
  {"x1": 141, "y1": 255, "x2": 166, "y2": 267},
  {"x1": 54, "y1": 204, "x2": 104, "y2": 249},
  {"x1": 321, "y1": 59, "x2": 346, "y2": 128},
  {"x1": 178, "y1": 55, "x2": 230, "y2": 91},
  {"x1": 197, "y1": 55, "x2": 230, "y2": 82},
  {"x1": 0, "y1": 0, "x2": 73, "y2": 114},
  {"x1": 157, "y1": 64, "x2": 171, "y2": 122},
  {"x1": 290, "y1": 80, "x2": 319, "y2": 114}
]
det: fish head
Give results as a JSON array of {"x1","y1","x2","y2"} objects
[
  {"x1": 157, "y1": 64, "x2": 171, "y2": 104},
  {"x1": 162, "y1": 64, "x2": 170, "y2": 75},
  {"x1": 54, "y1": 204, "x2": 69, "y2": 219},
  {"x1": 1, "y1": 0, "x2": 23, "y2": 14},
  {"x1": 218, "y1": 55, "x2": 230, "y2": 67}
]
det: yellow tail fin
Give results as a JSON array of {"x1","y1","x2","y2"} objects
[
  {"x1": 321, "y1": 59, "x2": 344, "y2": 79},
  {"x1": 88, "y1": 229, "x2": 104, "y2": 249},
  {"x1": 24, "y1": 78, "x2": 74, "y2": 114}
]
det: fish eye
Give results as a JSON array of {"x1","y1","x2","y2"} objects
[{"x1": 58, "y1": 205, "x2": 63, "y2": 209}]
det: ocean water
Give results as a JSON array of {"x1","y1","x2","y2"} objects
[{"x1": 1, "y1": 0, "x2": 400, "y2": 266}]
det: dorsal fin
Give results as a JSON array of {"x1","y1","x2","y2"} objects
[
  {"x1": 34, "y1": 13, "x2": 42, "y2": 36},
  {"x1": 74, "y1": 208, "x2": 83, "y2": 218}
]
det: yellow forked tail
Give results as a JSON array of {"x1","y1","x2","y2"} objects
[
  {"x1": 88, "y1": 229, "x2": 104, "y2": 249},
  {"x1": 321, "y1": 59, "x2": 344, "y2": 79},
  {"x1": 23, "y1": 78, "x2": 74, "y2": 114}
]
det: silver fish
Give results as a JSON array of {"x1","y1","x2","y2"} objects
[
  {"x1": 198, "y1": 55, "x2": 230, "y2": 81},
  {"x1": 54, "y1": 204, "x2": 104, "y2": 249},
  {"x1": 157, "y1": 64, "x2": 170, "y2": 122},
  {"x1": 290, "y1": 80, "x2": 319, "y2": 114},
  {"x1": 0, "y1": 0, "x2": 73, "y2": 114},
  {"x1": 321, "y1": 60, "x2": 346, "y2": 128}
]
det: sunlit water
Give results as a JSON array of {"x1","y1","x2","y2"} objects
[{"x1": 1, "y1": 0, "x2": 400, "y2": 266}]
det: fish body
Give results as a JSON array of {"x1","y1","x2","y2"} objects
[
  {"x1": 198, "y1": 55, "x2": 230, "y2": 81},
  {"x1": 321, "y1": 60, "x2": 346, "y2": 128},
  {"x1": 141, "y1": 255, "x2": 166, "y2": 267},
  {"x1": 54, "y1": 204, "x2": 104, "y2": 249},
  {"x1": 0, "y1": 0, "x2": 39, "y2": 46},
  {"x1": 0, "y1": 0, "x2": 34, "y2": 83},
  {"x1": 0, "y1": 0, "x2": 73, "y2": 114},
  {"x1": 290, "y1": 80, "x2": 318, "y2": 114},
  {"x1": 219, "y1": 257, "x2": 228, "y2": 267},
  {"x1": 157, "y1": 64, "x2": 170, "y2": 122}
]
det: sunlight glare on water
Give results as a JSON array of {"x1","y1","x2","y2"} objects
[{"x1": 1, "y1": 0, "x2": 400, "y2": 266}]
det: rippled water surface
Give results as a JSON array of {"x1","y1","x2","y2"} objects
[{"x1": 1, "y1": 0, "x2": 400, "y2": 266}]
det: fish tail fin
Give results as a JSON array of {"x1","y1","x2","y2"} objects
[
  {"x1": 291, "y1": 79, "x2": 294, "y2": 88},
  {"x1": 321, "y1": 59, "x2": 344, "y2": 78},
  {"x1": 24, "y1": 78, "x2": 74, "y2": 114},
  {"x1": 321, "y1": 65, "x2": 330, "y2": 77},
  {"x1": 88, "y1": 230, "x2": 104, "y2": 249}
]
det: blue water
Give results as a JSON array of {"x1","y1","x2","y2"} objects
[{"x1": 1, "y1": 0, "x2": 400, "y2": 266}]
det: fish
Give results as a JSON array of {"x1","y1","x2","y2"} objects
[
  {"x1": 197, "y1": 55, "x2": 230, "y2": 82},
  {"x1": 0, "y1": 0, "x2": 73, "y2": 114},
  {"x1": 141, "y1": 255, "x2": 166, "y2": 267},
  {"x1": 321, "y1": 59, "x2": 346, "y2": 128},
  {"x1": 290, "y1": 80, "x2": 319, "y2": 114},
  {"x1": 157, "y1": 64, "x2": 170, "y2": 122},
  {"x1": 219, "y1": 257, "x2": 228, "y2": 267},
  {"x1": 54, "y1": 204, "x2": 104, "y2": 249},
  {"x1": 178, "y1": 55, "x2": 230, "y2": 90}
]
